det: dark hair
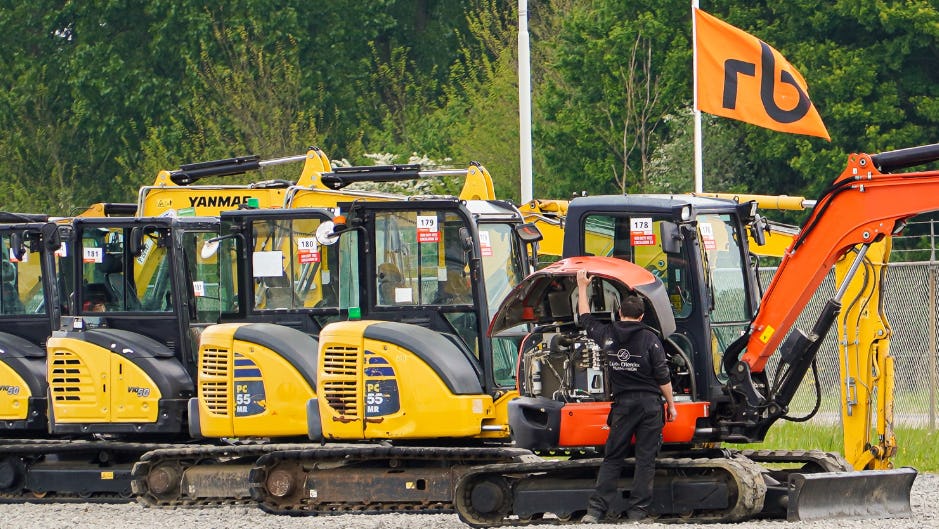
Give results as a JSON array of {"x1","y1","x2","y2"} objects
[{"x1": 619, "y1": 294, "x2": 645, "y2": 319}]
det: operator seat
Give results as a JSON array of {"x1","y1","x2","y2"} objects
[
  {"x1": 97, "y1": 253, "x2": 140, "y2": 310},
  {"x1": 0, "y1": 281, "x2": 23, "y2": 314},
  {"x1": 377, "y1": 262, "x2": 405, "y2": 305}
]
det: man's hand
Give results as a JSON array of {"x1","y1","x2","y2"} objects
[
  {"x1": 576, "y1": 269, "x2": 591, "y2": 289},
  {"x1": 665, "y1": 403, "x2": 678, "y2": 422}
]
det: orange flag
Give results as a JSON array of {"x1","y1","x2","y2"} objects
[{"x1": 694, "y1": 8, "x2": 830, "y2": 141}]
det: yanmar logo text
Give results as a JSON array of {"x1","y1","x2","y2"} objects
[{"x1": 188, "y1": 195, "x2": 253, "y2": 208}]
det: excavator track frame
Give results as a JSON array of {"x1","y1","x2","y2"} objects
[
  {"x1": 453, "y1": 448, "x2": 913, "y2": 527},
  {"x1": 453, "y1": 454, "x2": 767, "y2": 527},
  {"x1": 0, "y1": 440, "x2": 176, "y2": 503},
  {"x1": 246, "y1": 446, "x2": 538, "y2": 515},
  {"x1": 132, "y1": 443, "x2": 329, "y2": 507}
]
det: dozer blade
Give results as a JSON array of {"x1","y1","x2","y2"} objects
[{"x1": 787, "y1": 467, "x2": 917, "y2": 522}]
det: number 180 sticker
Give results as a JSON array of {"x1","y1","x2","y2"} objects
[
  {"x1": 700, "y1": 222, "x2": 717, "y2": 250},
  {"x1": 296, "y1": 237, "x2": 321, "y2": 263}
]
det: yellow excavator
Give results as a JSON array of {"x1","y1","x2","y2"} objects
[
  {"x1": 0, "y1": 203, "x2": 139, "y2": 437},
  {"x1": 0, "y1": 213, "x2": 61, "y2": 435},
  {"x1": 129, "y1": 161, "x2": 545, "y2": 508}
]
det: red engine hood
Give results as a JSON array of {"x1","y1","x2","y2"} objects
[{"x1": 488, "y1": 256, "x2": 675, "y2": 336}]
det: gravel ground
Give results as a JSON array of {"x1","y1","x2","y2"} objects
[{"x1": 2, "y1": 473, "x2": 936, "y2": 529}]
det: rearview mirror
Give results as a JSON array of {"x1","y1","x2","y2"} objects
[
  {"x1": 41, "y1": 223, "x2": 61, "y2": 251},
  {"x1": 9, "y1": 232, "x2": 27, "y2": 261},
  {"x1": 201, "y1": 238, "x2": 221, "y2": 259},
  {"x1": 749, "y1": 214, "x2": 767, "y2": 247},
  {"x1": 129, "y1": 227, "x2": 145, "y2": 257},
  {"x1": 659, "y1": 221, "x2": 681, "y2": 255},
  {"x1": 514, "y1": 222, "x2": 544, "y2": 243},
  {"x1": 315, "y1": 221, "x2": 340, "y2": 246},
  {"x1": 459, "y1": 227, "x2": 474, "y2": 253}
]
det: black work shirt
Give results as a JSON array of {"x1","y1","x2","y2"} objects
[{"x1": 580, "y1": 313, "x2": 669, "y2": 398}]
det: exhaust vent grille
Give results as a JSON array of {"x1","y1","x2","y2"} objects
[
  {"x1": 49, "y1": 351, "x2": 94, "y2": 402},
  {"x1": 199, "y1": 346, "x2": 230, "y2": 416}
]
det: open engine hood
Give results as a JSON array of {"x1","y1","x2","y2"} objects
[{"x1": 488, "y1": 256, "x2": 675, "y2": 337}]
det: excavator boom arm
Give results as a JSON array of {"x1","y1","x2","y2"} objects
[{"x1": 744, "y1": 146, "x2": 939, "y2": 373}]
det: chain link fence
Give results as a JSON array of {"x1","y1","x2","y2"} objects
[{"x1": 766, "y1": 217, "x2": 939, "y2": 430}]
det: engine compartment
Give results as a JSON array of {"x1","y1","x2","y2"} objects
[{"x1": 517, "y1": 320, "x2": 694, "y2": 403}]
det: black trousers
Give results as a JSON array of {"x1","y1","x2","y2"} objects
[{"x1": 586, "y1": 392, "x2": 664, "y2": 518}]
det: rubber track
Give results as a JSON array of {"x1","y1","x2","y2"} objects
[
  {"x1": 131, "y1": 442, "x2": 325, "y2": 507},
  {"x1": 249, "y1": 445, "x2": 539, "y2": 515},
  {"x1": 453, "y1": 456, "x2": 767, "y2": 527},
  {"x1": 736, "y1": 448, "x2": 854, "y2": 471},
  {"x1": 0, "y1": 439, "x2": 177, "y2": 503}
]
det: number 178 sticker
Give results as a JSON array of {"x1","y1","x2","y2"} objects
[{"x1": 630, "y1": 217, "x2": 656, "y2": 246}]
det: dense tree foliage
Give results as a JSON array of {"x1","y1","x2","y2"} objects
[{"x1": 0, "y1": 1, "x2": 938, "y2": 215}]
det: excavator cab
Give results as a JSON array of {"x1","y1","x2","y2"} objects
[
  {"x1": 564, "y1": 195, "x2": 761, "y2": 393},
  {"x1": 0, "y1": 216, "x2": 63, "y2": 432},
  {"x1": 191, "y1": 207, "x2": 346, "y2": 438},
  {"x1": 46, "y1": 216, "x2": 223, "y2": 436}
]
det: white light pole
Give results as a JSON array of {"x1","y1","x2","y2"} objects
[{"x1": 519, "y1": 0, "x2": 533, "y2": 203}]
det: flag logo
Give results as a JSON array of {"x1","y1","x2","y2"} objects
[{"x1": 694, "y1": 8, "x2": 830, "y2": 140}]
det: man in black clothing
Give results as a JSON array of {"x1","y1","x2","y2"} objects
[{"x1": 577, "y1": 269, "x2": 677, "y2": 523}]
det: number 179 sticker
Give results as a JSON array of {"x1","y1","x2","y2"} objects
[{"x1": 417, "y1": 215, "x2": 439, "y2": 243}]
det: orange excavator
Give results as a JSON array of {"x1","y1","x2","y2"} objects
[{"x1": 454, "y1": 144, "x2": 936, "y2": 524}]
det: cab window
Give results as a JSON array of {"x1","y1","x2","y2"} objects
[
  {"x1": 583, "y1": 214, "x2": 693, "y2": 319},
  {"x1": 249, "y1": 217, "x2": 356, "y2": 311},
  {"x1": 79, "y1": 227, "x2": 173, "y2": 313},
  {"x1": 0, "y1": 232, "x2": 44, "y2": 315}
]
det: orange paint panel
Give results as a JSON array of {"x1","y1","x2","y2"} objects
[{"x1": 557, "y1": 401, "x2": 709, "y2": 448}]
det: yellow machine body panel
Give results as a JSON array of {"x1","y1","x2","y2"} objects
[
  {"x1": 484, "y1": 389, "x2": 518, "y2": 438},
  {"x1": 520, "y1": 200, "x2": 566, "y2": 263},
  {"x1": 196, "y1": 323, "x2": 316, "y2": 438},
  {"x1": 292, "y1": 147, "x2": 333, "y2": 189},
  {"x1": 457, "y1": 164, "x2": 496, "y2": 201},
  {"x1": 46, "y1": 335, "x2": 161, "y2": 423},
  {"x1": 137, "y1": 185, "x2": 287, "y2": 217},
  {"x1": 285, "y1": 187, "x2": 400, "y2": 210},
  {"x1": 316, "y1": 320, "x2": 497, "y2": 441},
  {"x1": 110, "y1": 353, "x2": 162, "y2": 423},
  {"x1": 0, "y1": 363, "x2": 31, "y2": 420}
]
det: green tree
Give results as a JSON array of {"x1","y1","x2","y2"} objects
[{"x1": 534, "y1": 0, "x2": 692, "y2": 198}]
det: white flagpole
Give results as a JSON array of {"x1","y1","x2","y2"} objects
[
  {"x1": 519, "y1": 0, "x2": 533, "y2": 204},
  {"x1": 692, "y1": 0, "x2": 703, "y2": 193}
]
